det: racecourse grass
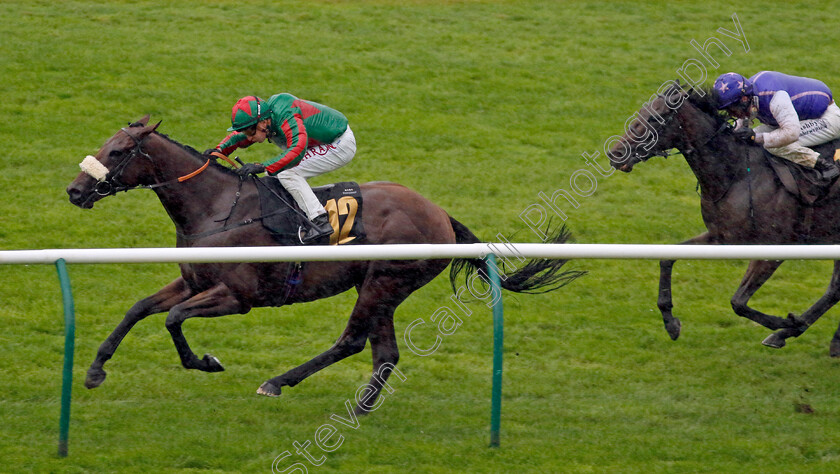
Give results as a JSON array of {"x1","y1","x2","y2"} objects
[{"x1": 3, "y1": 1, "x2": 840, "y2": 472}]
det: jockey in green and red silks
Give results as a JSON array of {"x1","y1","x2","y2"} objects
[{"x1": 209, "y1": 93, "x2": 356, "y2": 243}]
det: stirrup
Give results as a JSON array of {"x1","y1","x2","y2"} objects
[
  {"x1": 822, "y1": 166, "x2": 840, "y2": 181},
  {"x1": 301, "y1": 215, "x2": 334, "y2": 243},
  {"x1": 816, "y1": 157, "x2": 840, "y2": 181}
]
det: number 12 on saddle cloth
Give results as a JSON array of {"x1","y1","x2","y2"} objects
[
  {"x1": 257, "y1": 180, "x2": 365, "y2": 246},
  {"x1": 324, "y1": 195, "x2": 361, "y2": 245}
]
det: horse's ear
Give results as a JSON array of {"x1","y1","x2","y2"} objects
[
  {"x1": 151, "y1": 120, "x2": 162, "y2": 131},
  {"x1": 671, "y1": 79, "x2": 688, "y2": 96},
  {"x1": 135, "y1": 114, "x2": 150, "y2": 126}
]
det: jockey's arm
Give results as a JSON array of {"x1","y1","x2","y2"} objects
[
  {"x1": 216, "y1": 132, "x2": 255, "y2": 156},
  {"x1": 264, "y1": 114, "x2": 309, "y2": 175},
  {"x1": 758, "y1": 90, "x2": 800, "y2": 148}
]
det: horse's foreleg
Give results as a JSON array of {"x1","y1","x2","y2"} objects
[
  {"x1": 731, "y1": 259, "x2": 798, "y2": 331},
  {"x1": 658, "y1": 259, "x2": 681, "y2": 340},
  {"x1": 164, "y1": 282, "x2": 247, "y2": 372},
  {"x1": 86, "y1": 277, "x2": 193, "y2": 389},
  {"x1": 763, "y1": 260, "x2": 840, "y2": 353},
  {"x1": 657, "y1": 233, "x2": 712, "y2": 340}
]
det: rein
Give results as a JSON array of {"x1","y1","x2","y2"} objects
[
  {"x1": 683, "y1": 120, "x2": 731, "y2": 156},
  {"x1": 175, "y1": 206, "x2": 290, "y2": 240},
  {"x1": 707, "y1": 121, "x2": 743, "y2": 204},
  {"x1": 675, "y1": 109, "x2": 735, "y2": 203},
  {"x1": 94, "y1": 128, "x2": 210, "y2": 196},
  {"x1": 631, "y1": 90, "x2": 729, "y2": 163},
  {"x1": 175, "y1": 176, "x2": 312, "y2": 240},
  {"x1": 91, "y1": 127, "x2": 315, "y2": 242}
]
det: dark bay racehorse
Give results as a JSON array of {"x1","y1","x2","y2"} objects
[
  {"x1": 607, "y1": 82, "x2": 840, "y2": 355},
  {"x1": 66, "y1": 116, "x2": 583, "y2": 412}
]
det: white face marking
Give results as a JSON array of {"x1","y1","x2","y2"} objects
[{"x1": 79, "y1": 155, "x2": 109, "y2": 182}]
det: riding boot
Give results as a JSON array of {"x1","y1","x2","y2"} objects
[
  {"x1": 814, "y1": 155, "x2": 840, "y2": 181},
  {"x1": 301, "y1": 214, "x2": 334, "y2": 243}
]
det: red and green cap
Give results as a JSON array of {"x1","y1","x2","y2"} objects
[{"x1": 227, "y1": 96, "x2": 269, "y2": 131}]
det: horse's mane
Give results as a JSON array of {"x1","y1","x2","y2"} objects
[
  {"x1": 161, "y1": 132, "x2": 238, "y2": 175},
  {"x1": 686, "y1": 85, "x2": 729, "y2": 128},
  {"x1": 127, "y1": 121, "x2": 238, "y2": 176}
]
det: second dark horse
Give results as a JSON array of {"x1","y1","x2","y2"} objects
[{"x1": 609, "y1": 81, "x2": 840, "y2": 356}]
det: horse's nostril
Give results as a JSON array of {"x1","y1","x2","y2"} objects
[{"x1": 67, "y1": 185, "x2": 84, "y2": 203}]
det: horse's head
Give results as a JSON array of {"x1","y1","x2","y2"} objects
[
  {"x1": 66, "y1": 115, "x2": 161, "y2": 208},
  {"x1": 607, "y1": 81, "x2": 691, "y2": 172}
]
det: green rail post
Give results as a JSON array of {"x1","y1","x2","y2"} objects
[
  {"x1": 486, "y1": 253, "x2": 504, "y2": 447},
  {"x1": 55, "y1": 258, "x2": 75, "y2": 457}
]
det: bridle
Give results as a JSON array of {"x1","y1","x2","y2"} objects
[
  {"x1": 618, "y1": 91, "x2": 686, "y2": 165},
  {"x1": 629, "y1": 88, "x2": 730, "y2": 163},
  {"x1": 93, "y1": 127, "x2": 210, "y2": 196},
  {"x1": 645, "y1": 91, "x2": 737, "y2": 204}
]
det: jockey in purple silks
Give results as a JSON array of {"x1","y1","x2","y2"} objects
[{"x1": 715, "y1": 71, "x2": 840, "y2": 180}]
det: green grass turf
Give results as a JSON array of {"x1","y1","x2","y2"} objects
[{"x1": 3, "y1": 0, "x2": 840, "y2": 472}]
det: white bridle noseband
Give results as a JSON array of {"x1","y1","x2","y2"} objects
[{"x1": 79, "y1": 155, "x2": 109, "y2": 182}]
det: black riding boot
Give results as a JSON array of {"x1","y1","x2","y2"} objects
[
  {"x1": 815, "y1": 155, "x2": 840, "y2": 181},
  {"x1": 302, "y1": 214, "x2": 334, "y2": 243}
]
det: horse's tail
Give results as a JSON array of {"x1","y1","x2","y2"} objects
[{"x1": 448, "y1": 216, "x2": 585, "y2": 294}]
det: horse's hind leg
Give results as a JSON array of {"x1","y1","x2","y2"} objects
[
  {"x1": 257, "y1": 287, "x2": 380, "y2": 397},
  {"x1": 164, "y1": 282, "x2": 247, "y2": 372},
  {"x1": 86, "y1": 277, "x2": 193, "y2": 389},
  {"x1": 257, "y1": 265, "x2": 423, "y2": 399},
  {"x1": 730, "y1": 259, "x2": 800, "y2": 331},
  {"x1": 763, "y1": 260, "x2": 840, "y2": 353},
  {"x1": 355, "y1": 313, "x2": 403, "y2": 416}
]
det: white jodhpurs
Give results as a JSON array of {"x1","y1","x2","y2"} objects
[
  {"x1": 275, "y1": 126, "x2": 356, "y2": 220},
  {"x1": 756, "y1": 103, "x2": 840, "y2": 167}
]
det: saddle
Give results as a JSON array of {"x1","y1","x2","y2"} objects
[
  {"x1": 764, "y1": 139, "x2": 840, "y2": 206},
  {"x1": 255, "y1": 177, "x2": 366, "y2": 246}
]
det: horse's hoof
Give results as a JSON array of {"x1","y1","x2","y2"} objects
[
  {"x1": 257, "y1": 381, "x2": 282, "y2": 397},
  {"x1": 762, "y1": 332, "x2": 786, "y2": 349},
  {"x1": 85, "y1": 368, "x2": 107, "y2": 389},
  {"x1": 830, "y1": 339, "x2": 840, "y2": 358},
  {"x1": 202, "y1": 353, "x2": 225, "y2": 372},
  {"x1": 664, "y1": 318, "x2": 681, "y2": 341}
]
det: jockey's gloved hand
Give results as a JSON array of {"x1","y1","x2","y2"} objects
[
  {"x1": 237, "y1": 162, "x2": 266, "y2": 176},
  {"x1": 733, "y1": 126, "x2": 756, "y2": 144},
  {"x1": 203, "y1": 148, "x2": 223, "y2": 157}
]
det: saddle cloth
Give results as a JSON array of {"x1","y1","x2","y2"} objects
[
  {"x1": 256, "y1": 178, "x2": 365, "y2": 245},
  {"x1": 765, "y1": 138, "x2": 840, "y2": 205}
]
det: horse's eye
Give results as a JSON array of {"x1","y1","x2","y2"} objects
[{"x1": 109, "y1": 150, "x2": 124, "y2": 157}]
